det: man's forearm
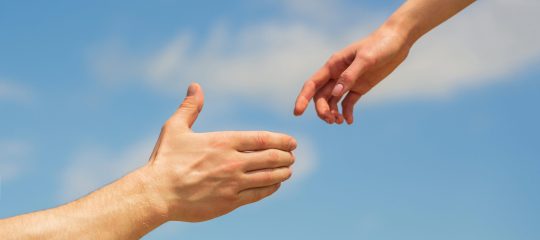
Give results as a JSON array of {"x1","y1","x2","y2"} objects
[
  {"x1": 0, "y1": 167, "x2": 168, "y2": 239},
  {"x1": 1, "y1": 83, "x2": 297, "y2": 239},
  {"x1": 384, "y1": 0, "x2": 475, "y2": 47}
]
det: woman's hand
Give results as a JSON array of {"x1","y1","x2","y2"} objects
[
  {"x1": 294, "y1": 25, "x2": 411, "y2": 125},
  {"x1": 294, "y1": 0, "x2": 475, "y2": 125}
]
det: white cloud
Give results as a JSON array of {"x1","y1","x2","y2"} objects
[
  {"x1": 369, "y1": 0, "x2": 540, "y2": 103},
  {"x1": 87, "y1": 1, "x2": 374, "y2": 114},
  {"x1": 0, "y1": 80, "x2": 33, "y2": 103},
  {"x1": 88, "y1": 1, "x2": 540, "y2": 111},
  {"x1": 290, "y1": 136, "x2": 317, "y2": 182},
  {"x1": 276, "y1": 0, "x2": 347, "y2": 24},
  {"x1": 0, "y1": 140, "x2": 32, "y2": 182},
  {"x1": 59, "y1": 139, "x2": 154, "y2": 201}
]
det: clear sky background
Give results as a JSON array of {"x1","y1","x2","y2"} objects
[{"x1": 1, "y1": 0, "x2": 539, "y2": 239}]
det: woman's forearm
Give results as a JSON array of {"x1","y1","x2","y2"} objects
[{"x1": 384, "y1": 0, "x2": 476, "y2": 47}]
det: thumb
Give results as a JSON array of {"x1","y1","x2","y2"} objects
[
  {"x1": 332, "y1": 57, "x2": 369, "y2": 97},
  {"x1": 171, "y1": 83, "x2": 205, "y2": 130}
]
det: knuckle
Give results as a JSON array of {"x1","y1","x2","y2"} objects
[
  {"x1": 255, "y1": 131, "x2": 270, "y2": 148},
  {"x1": 340, "y1": 71, "x2": 355, "y2": 84},
  {"x1": 268, "y1": 150, "x2": 280, "y2": 163},
  {"x1": 162, "y1": 120, "x2": 174, "y2": 131},
  {"x1": 313, "y1": 90, "x2": 323, "y2": 100},
  {"x1": 357, "y1": 54, "x2": 377, "y2": 67},
  {"x1": 180, "y1": 96, "x2": 197, "y2": 109},
  {"x1": 226, "y1": 160, "x2": 244, "y2": 172},
  {"x1": 327, "y1": 53, "x2": 341, "y2": 66},
  {"x1": 303, "y1": 80, "x2": 314, "y2": 90}
]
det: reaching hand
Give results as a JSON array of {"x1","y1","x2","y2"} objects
[
  {"x1": 0, "y1": 1, "x2": 476, "y2": 239},
  {"x1": 142, "y1": 83, "x2": 297, "y2": 222},
  {"x1": 294, "y1": 26, "x2": 411, "y2": 125}
]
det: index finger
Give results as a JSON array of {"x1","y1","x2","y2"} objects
[
  {"x1": 227, "y1": 131, "x2": 297, "y2": 152},
  {"x1": 294, "y1": 64, "x2": 331, "y2": 116}
]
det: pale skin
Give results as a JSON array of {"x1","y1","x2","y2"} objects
[
  {"x1": 0, "y1": 83, "x2": 297, "y2": 239},
  {"x1": 294, "y1": 0, "x2": 476, "y2": 125},
  {"x1": 0, "y1": 0, "x2": 477, "y2": 239}
]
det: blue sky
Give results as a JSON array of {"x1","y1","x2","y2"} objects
[{"x1": 1, "y1": 0, "x2": 539, "y2": 239}]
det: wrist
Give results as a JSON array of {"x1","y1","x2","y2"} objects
[
  {"x1": 130, "y1": 166, "x2": 171, "y2": 223},
  {"x1": 47, "y1": 166, "x2": 172, "y2": 239},
  {"x1": 381, "y1": 10, "x2": 422, "y2": 50}
]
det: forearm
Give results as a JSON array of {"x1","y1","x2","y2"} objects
[
  {"x1": 0, "y1": 167, "x2": 169, "y2": 239},
  {"x1": 383, "y1": 0, "x2": 475, "y2": 47}
]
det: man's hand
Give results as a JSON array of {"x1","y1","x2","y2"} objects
[
  {"x1": 140, "y1": 83, "x2": 297, "y2": 222},
  {"x1": 0, "y1": 83, "x2": 297, "y2": 239},
  {"x1": 294, "y1": 26, "x2": 410, "y2": 125}
]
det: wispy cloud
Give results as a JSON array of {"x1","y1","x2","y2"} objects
[
  {"x1": 370, "y1": 0, "x2": 540, "y2": 103},
  {"x1": 0, "y1": 140, "x2": 32, "y2": 182},
  {"x1": 0, "y1": 79, "x2": 33, "y2": 103},
  {"x1": 88, "y1": 1, "x2": 540, "y2": 113},
  {"x1": 59, "y1": 139, "x2": 154, "y2": 201},
  {"x1": 290, "y1": 136, "x2": 317, "y2": 183}
]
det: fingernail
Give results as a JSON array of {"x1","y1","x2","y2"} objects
[
  {"x1": 187, "y1": 84, "x2": 196, "y2": 96},
  {"x1": 332, "y1": 84, "x2": 344, "y2": 96}
]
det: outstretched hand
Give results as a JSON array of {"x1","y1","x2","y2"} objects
[
  {"x1": 143, "y1": 83, "x2": 297, "y2": 222},
  {"x1": 294, "y1": 26, "x2": 411, "y2": 125}
]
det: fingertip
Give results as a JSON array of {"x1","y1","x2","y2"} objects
[
  {"x1": 316, "y1": 106, "x2": 332, "y2": 124},
  {"x1": 191, "y1": 83, "x2": 204, "y2": 112},
  {"x1": 294, "y1": 99, "x2": 308, "y2": 116},
  {"x1": 336, "y1": 114, "x2": 344, "y2": 125},
  {"x1": 346, "y1": 116, "x2": 353, "y2": 125},
  {"x1": 324, "y1": 115, "x2": 333, "y2": 124},
  {"x1": 332, "y1": 110, "x2": 342, "y2": 125},
  {"x1": 289, "y1": 137, "x2": 298, "y2": 151},
  {"x1": 187, "y1": 82, "x2": 202, "y2": 94},
  {"x1": 342, "y1": 110, "x2": 352, "y2": 125},
  {"x1": 327, "y1": 112, "x2": 336, "y2": 124},
  {"x1": 293, "y1": 107, "x2": 304, "y2": 116},
  {"x1": 190, "y1": 82, "x2": 201, "y2": 89}
]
